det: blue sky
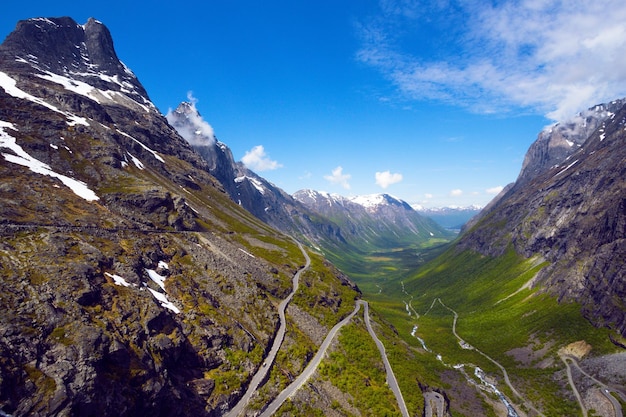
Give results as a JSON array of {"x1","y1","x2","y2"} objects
[{"x1": 2, "y1": 1, "x2": 626, "y2": 207}]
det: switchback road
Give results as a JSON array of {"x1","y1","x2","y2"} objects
[
  {"x1": 362, "y1": 300, "x2": 410, "y2": 417},
  {"x1": 225, "y1": 242, "x2": 310, "y2": 417},
  {"x1": 260, "y1": 300, "x2": 409, "y2": 417},
  {"x1": 259, "y1": 301, "x2": 362, "y2": 416}
]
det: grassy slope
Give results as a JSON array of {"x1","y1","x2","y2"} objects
[{"x1": 327, "y1": 235, "x2": 619, "y2": 416}]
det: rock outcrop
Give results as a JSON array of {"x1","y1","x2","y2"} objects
[
  {"x1": 0, "y1": 17, "x2": 359, "y2": 416},
  {"x1": 459, "y1": 100, "x2": 626, "y2": 336}
]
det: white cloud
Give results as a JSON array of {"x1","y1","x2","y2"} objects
[
  {"x1": 486, "y1": 185, "x2": 504, "y2": 195},
  {"x1": 375, "y1": 170, "x2": 403, "y2": 188},
  {"x1": 299, "y1": 171, "x2": 312, "y2": 180},
  {"x1": 241, "y1": 145, "x2": 283, "y2": 171},
  {"x1": 324, "y1": 166, "x2": 351, "y2": 189},
  {"x1": 449, "y1": 189, "x2": 463, "y2": 197},
  {"x1": 166, "y1": 92, "x2": 216, "y2": 146},
  {"x1": 424, "y1": 193, "x2": 433, "y2": 199},
  {"x1": 357, "y1": 1, "x2": 626, "y2": 120}
]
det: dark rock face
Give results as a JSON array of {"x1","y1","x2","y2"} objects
[
  {"x1": 459, "y1": 100, "x2": 626, "y2": 336},
  {"x1": 0, "y1": 17, "x2": 359, "y2": 416},
  {"x1": 0, "y1": 17, "x2": 149, "y2": 101},
  {"x1": 516, "y1": 99, "x2": 625, "y2": 185}
]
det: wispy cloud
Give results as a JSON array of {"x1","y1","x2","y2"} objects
[
  {"x1": 375, "y1": 170, "x2": 403, "y2": 188},
  {"x1": 486, "y1": 185, "x2": 504, "y2": 195},
  {"x1": 357, "y1": 0, "x2": 626, "y2": 120},
  {"x1": 299, "y1": 171, "x2": 312, "y2": 180},
  {"x1": 166, "y1": 92, "x2": 216, "y2": 146},
  {"x1": 324, "y1": 166, "x2": 351, "y2": 189},
  {"x1": 241, "y1": 145, "x2": 283, "y2": 171},
  {"x1": 449, "y1": 189, "x2": 463, "y2": 197}
]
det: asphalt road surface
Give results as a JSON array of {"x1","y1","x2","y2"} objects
[
  {"x1": 361, "y1": 300, "x2": 410, "y2": 417},
  {"x1": 259, "y1": 301, "x2": 363, "y2": 416},
  {"x1": 260, "y1": 300, "x2": 410, "y2": 417},
  {"x1": 225, "y1": 242, "x2": 310, "y2": 417}
]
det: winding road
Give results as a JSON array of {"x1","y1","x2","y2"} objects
[
  {"x1": 225, "y1": 242, "x2": 310, "y2": 417},
  {"x1": 560, "y1": 353, "x2": 625, "y2": 417},
  {"x1": 259, "y1": 300, "x2": 410, "y2": 417},
  {"x1": 259, "y1": 301, "x2": 363, "y2": 416},
  {"x1": 362, "y1": 300, "x2": 410, "y2": 417},
  {"x1": 435, "y1": 299, "x2": 544, "y2": 417},
  {"x1": 226, "y1": 241, "x2": 410, "y2": 417}
]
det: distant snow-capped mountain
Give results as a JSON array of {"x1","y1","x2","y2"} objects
[
  {"x1": 351, "y1": 193, "x2": 413, "y2": 212},
  {"x1": 294, "y1": 189, "x2": 454, "y2": 247}
]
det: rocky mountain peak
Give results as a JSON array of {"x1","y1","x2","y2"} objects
[
  {"x1": 517, "y1": 98, "x2": 626, "y2": 184},
  {"x1": 459, "y1": 98, "x2": 626, "y2": 335},
  {"x1": 350, "y1": 193, "x2": 412, "y2": 212},
  {"x1": 0, "y1": 16, "x2": 151, "y2": 106},
  {"x1": 166, "y1": 101, "x2": 216, "y2": 146},
  {"x1": 172, "y1": 101, "x2": 196, "y2": 115},
  {"x1": 82, "y1": 17, "x2": 124, "y2": 74}
]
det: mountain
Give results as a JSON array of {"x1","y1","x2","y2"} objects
[
  {"x1": 458, "y1": 99, "x2": 626, "y2": 335},
  {"x1": 516, "y1": 99, "x2": 626, "y2": 185},
  {"x1": 294, "y1": 190, "x2": 452, "y2": 247},
  {"x1": 390, "y1": 99, "x2": 626, "y2": 416},
  {"x1": 165, "y1": 101, "x2": 350, "y2": 246},
  {"x1": 0, "y1": 17, "x2": 360, "y2": 416},
  {"x1": 166, "y1": 103, "x2": 454, "y2": 255},
  {"x1": 414, "y1": 205, "x2": 482, "y2": 231}
]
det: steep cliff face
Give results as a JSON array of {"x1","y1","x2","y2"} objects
[
  {"x1": 0, "y1": 17, "x2": 359, "y2": 416},
  {"x1": 459, "y1": 100, "x2": 626, "y2": 335},
  {"x1": 165, "y1": 102, "x2": 355, "y2": 248},
  {"x1": 516, "y1": 99, "x2": 625, "y2": 185},
  {"x1": 0, "y1": 17, "x2": 150, "y2": 107}
]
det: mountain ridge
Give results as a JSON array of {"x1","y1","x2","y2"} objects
[
  {"x1": 0, "y1": 17, "x2": 362, "y2": 416},
  {"x1": 458, "y1": 98, "x2": 626, "y2": 336},
  {"x1": 167, "y1": 101, "x2": 454, "y2": 252},
  {"x1": 1, "y1": 15, "x2": 625, "y2": 417}
]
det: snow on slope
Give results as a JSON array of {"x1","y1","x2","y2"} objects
[{"x1": 0, "y1": 120, "x2": 99, "y2": 201}]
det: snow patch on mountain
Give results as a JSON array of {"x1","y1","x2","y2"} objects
[
  {"x1": 116, "y1": 130, "x2": 165, "y2": 163},
  {"x1": 235, "y1": 175, "x2": 266, "y2": 195},
  {"x1": 0, "y1": 71, "x2": 89, "y2": 126},
  {"x1": 0, "y1": 120, "x2": 99, "y2": 201},
  {"x1": 350, "y1": 193, "x2": 403, "y2": 209}
]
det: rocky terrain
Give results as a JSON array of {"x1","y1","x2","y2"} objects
[
  {"x1": 1, "y1": 14, "x2": 625, "y2": 417},
  {"x1": 459, "y1": 99, "x2": 626, "y2": 337},
  {"x1": 0, "y1": 17, "x2": 360, "y2": 416},
  {"x1": 516, "y1": 99, "x2": 626, "y2": 185},
  {"x1": 166, "y1": 102, "x2": 329, "y2": 242},
  {"x1": 167, "y1": 102, "x2": 452, "y2": 256}
]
